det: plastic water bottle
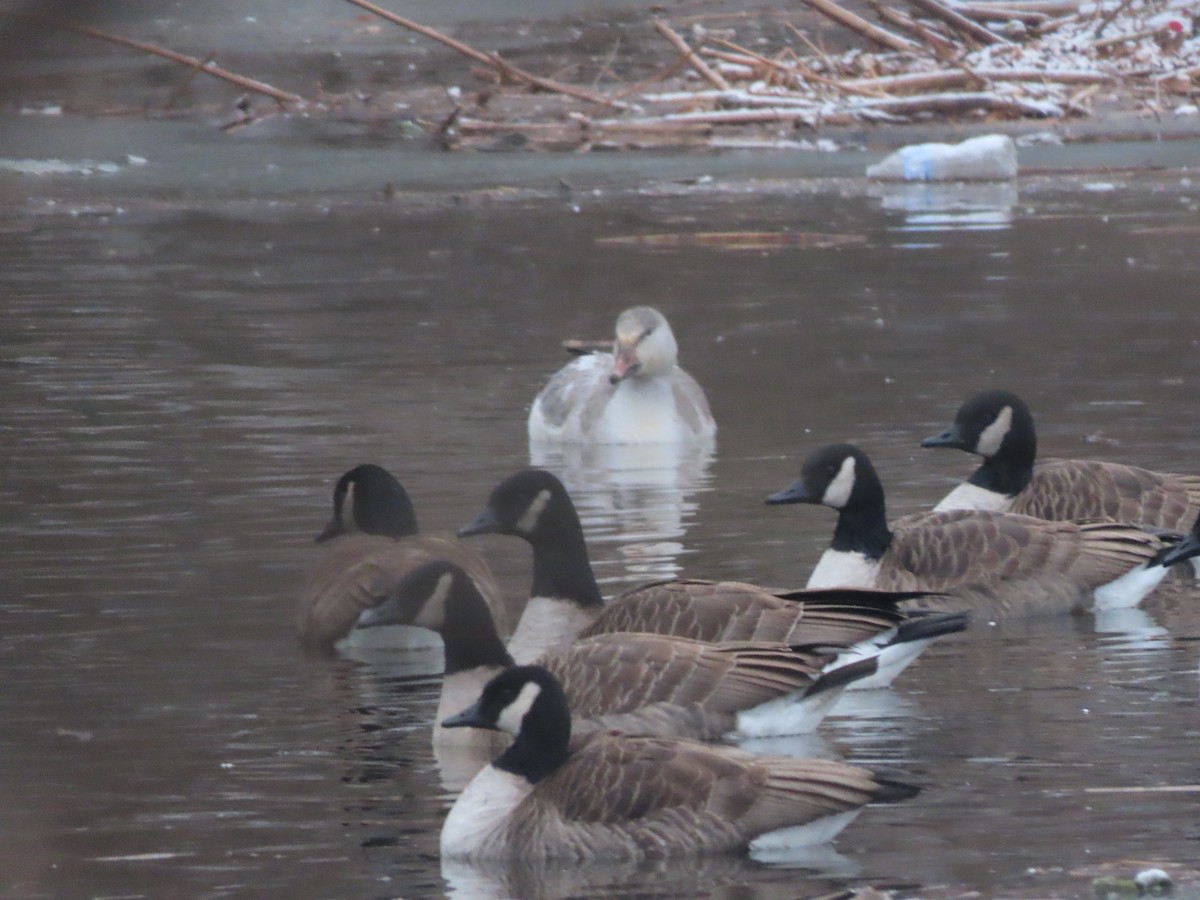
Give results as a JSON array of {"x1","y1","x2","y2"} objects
[{"x1": 866, "y1": 134, "x2": 1018, "y2": 181}]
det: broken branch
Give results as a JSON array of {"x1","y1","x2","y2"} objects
[
  {"x1": 901, "y1": 0, "x2": 1012, "y2": 45},
  {"x1": 653, "y1": 19, "x2": 730, "y2": 90},
  {"x1": 5, "y1": 14, "x2": 304, "y2": 105},
  {"x1": 798, "y1": 0, "x2": 923, "y2": 53},
  {"x1": 343, "y1": 0, "x2": 626, "y2": 108}
]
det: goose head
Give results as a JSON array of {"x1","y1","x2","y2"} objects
[
  {"x1": 357, "y1": 560, "x2": 512, "y2": 673},
  {"x1": 316, "y1": 463, "x2": 419, "y2": 543},
  {"x1": 921, "y1": 390, "x2": 1036, "y2": 465},
  {"x1": 356, "y1": 559, "x2": 463, "y2": 632},
  {"x1": 609, "y1": 306, "x2": 679, "y2": 384},
  {"x1": 458, "y1": 469, "x2": 578, "y2": 544},
  {"x1": 766, "y1": 443, "x2": 884, "y2": 514},
  {"x1": 443, "y1": 666, "x2": 571, "y2": 782}
]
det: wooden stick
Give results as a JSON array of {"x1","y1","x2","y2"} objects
[
  {"x1": 901, "y1": 0, "x2": 1012, "y2": 45},
  {"x1": 951, "y1": 4, "x2": 1049, "y2": 24},
  {"x1": 706, "y1": 38, "x2": 890, "y2": 97},
  {"x1": 983, "y1": 0, "x2": 1081, "y2": 10},
  {"x1": 4, "y1": 14, "x2": 304, "y2": 105},
  {"x1": 1035, "y1": 13, "x2": 1083, "y2": 35},
  {"x1": 344, "y1": 0, "x2": 494, "y2": 66},
  {"x1": 855, "y1": 90, "x2": 1058, "y2": 117},
  {"x1": 342, "y1": 0, "x2": 625, "y2": 108},
  {"x1": 598, "y1": 92, "x2": 1055, "y2": 129},
  {"x1": 611, "y1": 53, "x2": 692, "y2": 100},
  {"x1": 653, "y1": 19, "x2": 730, "y2": 90},
  {"x1": 163, "y1": 50, "x2": 219, "y2": 109},
  {"x1": 1092, "y1": 26, "x2": 1163, "y2": 49},
  {"x1": 864, "y1": 0, "x2": 958, "y2": 59},
  {"x1": 1155, "y1": 64, "x2": 1200, "y2": 82},
  {"x1": 797, "y1": 0, "x2": 923, "y2": 53},
  {"x1": 458, "y1": 116, "x2": 713, "y2": 134},
  {"x1": 839, "y1": 67, "x2": 1112, "y2": 92},
  {"x1": 785, "y1": 24, "x2": 838, "y2": 76}
]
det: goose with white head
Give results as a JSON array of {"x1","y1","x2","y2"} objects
[
  {"x1": 767, "y1": 443, "x2": 1174, "y2": 618},
  {"x1": 439, "y1": 665, "x2": 919, "y2": 861},
  {"x1": 296, "y1": 464, "x2": 507, "y2": 656},
  {"x1": 922, "y1": 389, "x2": 1200, "y2": 528},
  {"x1": 460, "y1": 468, "x2": 968, "y2": 686},
  {"x1": 527, "y1": 306, "x2": 717, "y2": 445}
]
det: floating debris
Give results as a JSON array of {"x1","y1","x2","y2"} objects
[
  {"x1": 596, "y1": 230, "x2": 869, "y2": 250},
  {"x1": 866, "y1": 133, "x2": 1018, "y2": 180}
]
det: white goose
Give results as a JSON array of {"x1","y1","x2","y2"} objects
[{"x1": 527, "y1": 306, "x2": 716, "y2": 445}]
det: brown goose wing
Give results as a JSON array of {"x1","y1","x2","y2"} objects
[
  {"x1": 524, "y1": 738, "x2": 898, "y2": 856},
  {"x1": 1019, "y1": 459, "x2": 1199, "y2": 529},
  {"x1": 881, "y1": 510, "x2": 1162, "y2": 614},
  {"x1": 297, "y1": 533, "x2": 506, "y2": 651},
  {"x1": 545, "y1": 634, "x2": 826, "y2": 719},
  {"x1": 580, "y1": 579, "x2": 907, "y2": 648}
]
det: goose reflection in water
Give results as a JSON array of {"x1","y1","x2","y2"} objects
[
  {"x1": 529, "y1": 440, "x2": 715, "y2": 588},
  {"x1": 439, "y1": 836, "x2": 860, "y2": 900}
]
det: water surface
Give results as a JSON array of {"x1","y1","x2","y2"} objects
[{"x1": 3, "y1": 172, "x2": 1200, "y2": 898}]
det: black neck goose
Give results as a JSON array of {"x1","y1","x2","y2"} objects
[
  {"x1": 358, "y1": 560, "x2": 880, "y2": 745},
  {"x1": 296, "y1": 464, "x2": 507, "y2": 656},
  {"x1": 767, "y1": 443, "x2": 1174, "y2": 618},
  {"x1": 459, "y1": 468, "x2": 966, "y2": 686},
  {"x1": 922, "y1": 390, "x2": 1200, "y2": 529},
  {"x1": 526, "y1": 306, "x2": 717, "y2": 446},
  {"x1": 438, "y1": 665, "x2": 919, "y2": 861}
]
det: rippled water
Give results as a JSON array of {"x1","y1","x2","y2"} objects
[{"x1": 3, "y1": 173, "x2": 1200, "y2": 898}]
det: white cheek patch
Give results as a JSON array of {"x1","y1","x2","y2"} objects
[
  {"x1": 516, "y1": 489, "x2": 551, "y2": 534},
  {"x1": 343, "y1": 483, "x2": 358, "y2": 531},
  {"x1": 975, "y1": 405, "x2": 1012, "y2": 458},
  {"x1": 497, "y1": 682, "x2": 542, "y2": 735},
  {"x1": 822, "y1": 456, "x2": 857, "y2": 508},
  {"x1": 413, "y1": 572, "x2": 453, "y2": 630}
]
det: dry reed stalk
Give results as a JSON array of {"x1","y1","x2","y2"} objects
[
  {"x1": 784, "y1": 23, "x2": 838, "y2": 74},
  {"x1": 4, "y1": 13, "x2": 304, "y2": 105},
  {"x1": 901, "y1": 0, "x2": 1012, "y2": 45},
  {"x1": 653, "y1": 19, "x2": 730, "y2": 90},
  {"x1": 707, "y1": 37, "x2": 891, "y2": 97},
  {"x1": 864, "y1": 0, "x2": 959, "y2": 60},
  {"x1": 343, "y1": 0, "x2": 626, "y2": 108},
  {"x1": 798, "y1": 0, "x2": 923, "y2": 53},
  {"x1": 951, "y1": 4, "x2": 1049, "y2": 24}
]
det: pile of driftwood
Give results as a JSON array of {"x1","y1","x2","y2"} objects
[
  {"x1": 447, "y1": 0, "x2": 1198, "y2": 149},
  {"x1": 10, "y1": 0, "x2": 1199, "y2": 150}
]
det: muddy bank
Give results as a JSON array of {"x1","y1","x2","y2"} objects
[{"x1": 1, "y1": 0, "x2": 1199, "y2": 221}]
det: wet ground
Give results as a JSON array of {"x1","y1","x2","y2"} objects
[{"x1": 3, "y1": 3, "x2": 1200, "y2": 899}]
